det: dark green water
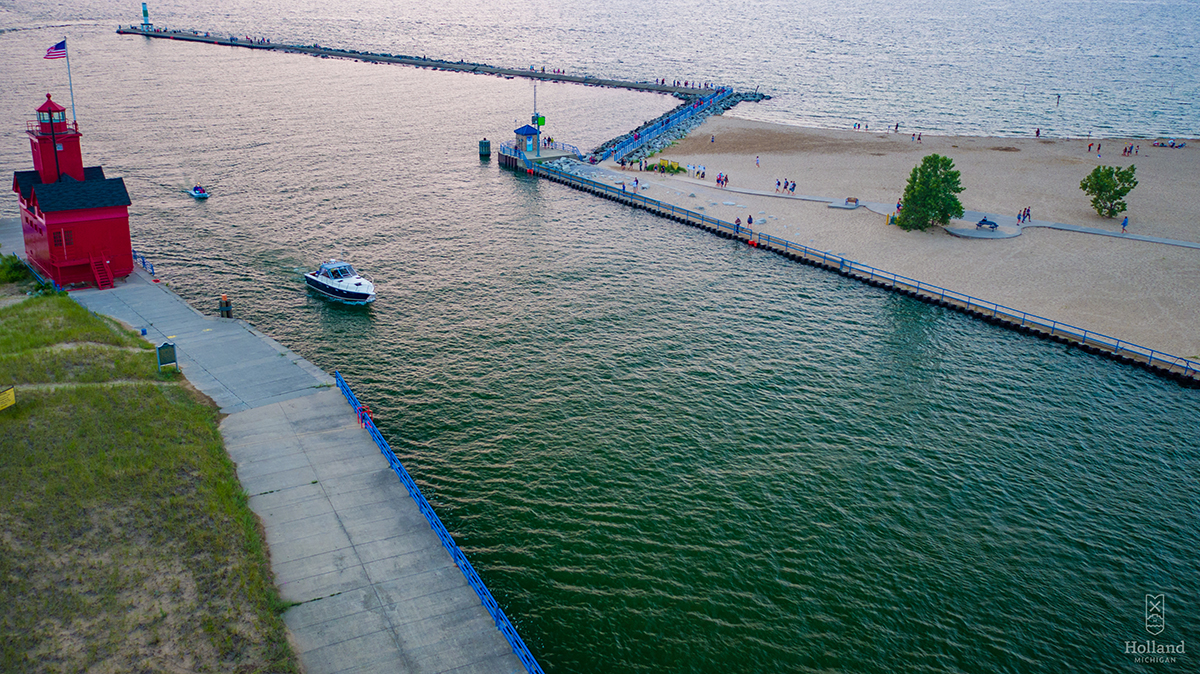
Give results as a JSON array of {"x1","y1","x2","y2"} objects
[{"x1": 2, "y1": 28, "x2": 1198, "y2": 674}]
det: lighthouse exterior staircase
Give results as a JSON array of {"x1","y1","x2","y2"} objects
[{"x1": 90, "y1": 252, "x2": 114, "y2": 289}]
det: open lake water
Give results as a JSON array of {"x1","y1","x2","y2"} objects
[{"x1": 2, "y1": 1, "x2": 1198, "y2": 671}]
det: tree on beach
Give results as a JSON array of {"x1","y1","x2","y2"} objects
[
  {"x1": 895, "y1": 154, "x2": 964, "y2": 231},
  {"x1": 1080, "y1": 164, "x2": 1138, "y2": 218}
]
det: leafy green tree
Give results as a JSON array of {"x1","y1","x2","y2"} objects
[
  {"x1": 1080, "y1": 164, "x2": 1137, "y2": 218},
  {"x1": 896, "y1": 154, "x2": 965, "y2": 231}
]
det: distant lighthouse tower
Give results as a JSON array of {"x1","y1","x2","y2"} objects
[{"x1": 11, "y1": 94, "x2": 133, "y2": 289}]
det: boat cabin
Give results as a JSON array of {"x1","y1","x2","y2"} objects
[{"x1": 317, "y1": 260, "x2": 359, "y2": 280}]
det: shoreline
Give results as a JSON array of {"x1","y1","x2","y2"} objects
[
  {"x1": 596, "y1": 116, "x2": 1200, "y2": 359},
  {"x1": 722, "y1": 109, "x2": 1199, "y2": 143}
]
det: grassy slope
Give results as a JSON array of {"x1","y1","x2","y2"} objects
[{"x1": 0, "y1": 295, "x2": 299, "y2": 673}]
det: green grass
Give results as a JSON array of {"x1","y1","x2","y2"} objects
[
  {"x1": 0, "y1": 253, "x2": 33, "y2": 284},
  {"x1": 0, "y1": 295, "x2": 149, "y2": 353},
  {"x1": 0, "y1": 344, "x2": 167, "y2": 384},
  {"x1": 0, "y1": 298, "x2": 299, "y2": 672}
]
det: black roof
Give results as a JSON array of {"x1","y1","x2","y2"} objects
[{"x1": 11, "y1": 166, "x2": 129, "y2": 213}]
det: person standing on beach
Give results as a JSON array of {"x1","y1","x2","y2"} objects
[
  {"x1": 756, "y1": 156, "x2": 760, "y2": 168},
  {"x1": 1121, "y1": 216, "x2": 1129, "y2": 233},
  {"x1": 776, "y1": 179, "x2": 781, "y2": 193},
  {"x1": 1088, "y1": 142, "x2": 1094, "y2": 153}
]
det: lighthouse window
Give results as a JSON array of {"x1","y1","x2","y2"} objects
[{"x1": 52, "y1": 231, "x2": 74, "y2": 247}]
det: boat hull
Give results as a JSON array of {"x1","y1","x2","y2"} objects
[{"x1": 304, "y1": 274, "x2": 375, "y2": 305}]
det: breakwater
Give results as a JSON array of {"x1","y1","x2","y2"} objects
[
  {"x1": 115, "y1": 25, "x2": 764, "y2": 103},
  {"x1": 500, "y1": 154, "x2": 1200, "y2": 386}
]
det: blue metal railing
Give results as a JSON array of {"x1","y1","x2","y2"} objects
[
  {"x1": 546, "y1": 140, "x2": 583, "y2": 158},
  {"x1": 600, "y1": 88, "x2": 734, "y2": 163},
  {"x1": 333, "y1": 372, "x2": 545, "y2": 674},
  {"x1": 521, "y1": 165, "x2": 1199, "y2": 380},
  {"x1": 19, "y1": 258, "x2": 64, "y2": 292},
  {"x1": 496, "y1": 142, "x2": 533, "y2": 169},
  {"x1": 498, "y1": 141, "x2": 579, "y2": 163},
  {"x1": 130, "y1": 248, "x2": 156, "y2": 276}
]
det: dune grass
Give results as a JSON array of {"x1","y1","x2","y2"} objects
[
  {"x1": 0, "y1": 294, "x2": 149, "y2": 353},
  {"x1": 0, "y1": 296, "x2": 298, "y2": 672}
]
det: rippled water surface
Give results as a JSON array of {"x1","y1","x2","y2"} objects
[
  {"x1": 2, "y1": 3, "x2": 1199, "y2": 673},
  {"x1": 3, "y1": 0, "x2": 1199, "y2": 137}
]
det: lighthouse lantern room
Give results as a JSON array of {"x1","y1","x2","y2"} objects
[{"x1": 11, "y1": 94, "x2": 133, "y2": 289}]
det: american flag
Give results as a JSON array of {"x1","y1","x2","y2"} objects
[{"x1": 44, "y1": 40, "x2": 67, "y2": 59}]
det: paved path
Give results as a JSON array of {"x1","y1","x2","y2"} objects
[
  {"x1": 224, "y1": 390, "x2": 523, "y2": 674},
  {"x1": 598, "y1": 175, "x2": 1200, "y2": 248},
  {"x1": 72, "y1": 269, "x2": 333, "y2": 413},
  {"x1": 0, "y1": 217, "x2": 525, "y2": 674}
]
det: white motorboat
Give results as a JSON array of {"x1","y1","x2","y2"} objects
[{"x1": 304, "y1": 259, "x2": 375, "y2": 305}]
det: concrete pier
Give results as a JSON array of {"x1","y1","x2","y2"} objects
[
  {"x1": 0, "y1": 216, "x2": 535, "y2": 673},
  {"x1": 117, "y1": 26, "x2": 720, "y2": 97},
  {"x1": 497, "y1": 167, "x2": 1200, "y2": 386}
]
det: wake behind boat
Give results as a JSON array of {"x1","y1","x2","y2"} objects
[{"x1": 305, "y1": 259, "x2": 375, "y2": 305}]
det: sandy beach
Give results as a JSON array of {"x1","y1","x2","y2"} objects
[{"x1": 604, "y1": 116, "x2": 1200, "y2": 360}]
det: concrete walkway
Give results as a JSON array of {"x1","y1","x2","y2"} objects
[
  {"x1": 71, "y1": 270, "x2": 334, "y2": 413},
  {"x1": 224, "y1": 390, "x2": 523, "y2": 674},
  {"x1": 612, "y1": 176, "x2": 1200, "y2": 249},
  {"x1": 0, "y1": 217, "x2": 525, "y2": 674}
]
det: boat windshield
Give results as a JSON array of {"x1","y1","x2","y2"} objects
[{"x1": 323, "y1": 264, "x2": 356, "y2": 279}]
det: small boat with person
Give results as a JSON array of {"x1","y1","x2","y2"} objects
[
  {"x1": 189, "y1": 185, "x2": 209, "y2": 199},
  {"x1": 304, "y1": 259, "x2": 375, "y2": 305}
]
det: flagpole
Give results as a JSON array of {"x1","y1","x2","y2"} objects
[{"x1": 63, "y1": 37, "x2": 77, "y2": 125}]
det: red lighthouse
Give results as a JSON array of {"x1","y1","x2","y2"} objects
[{"x1": 11, "y1": 94, "x2": 133, "y2": 289}]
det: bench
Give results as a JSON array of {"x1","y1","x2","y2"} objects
[{"x1": 976, "y1": 219, "x2": 998, "y2": 231}]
